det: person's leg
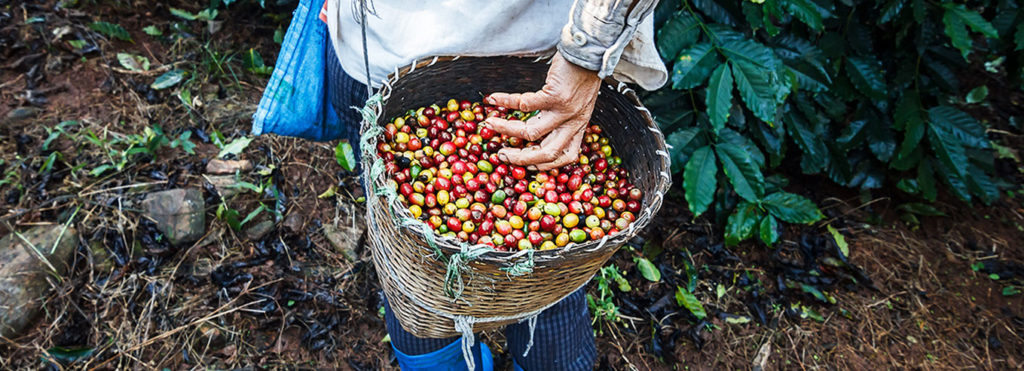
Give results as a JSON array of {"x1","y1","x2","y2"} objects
[{"x1": 505, "y1": 287, "x2": 597, "y2": 370}]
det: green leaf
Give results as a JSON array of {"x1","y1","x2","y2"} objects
[
  {"x1": 150, "y1": 69, "x2": 185, "y2": 90},
  {"x1": 692, "y1": 0, "x2": 739, "y2": 26},
  {"x1": 88, "y1": 21, "x2": 132, "y2": 42},
  {"x1": 759, "y1": 214, "x2": 779, "y2": 245},
  {"x1": 335, "y1": 141, "x2": 357, "y2": 171},
  {"x1": 965, "y1": 85, "x2": 988, "y2": 104},
  {"x1": 716, "y1": 142, "x2": 765, "y2": 202},
  {"x1": 1016, "y1": 24, "x2": 1024, "y2": 51},
  {"x1": 928, "y1": 106, "x2": 989, "y2": 149},
  {"x1": 943, "y1": 4, "x2": 999, "y2": 59},
  {"x1": 929, "y1": 120, "x2": 966, "y2": 185},
  {"x1": 878, "y1": 0, "x2": 906, "y2": 24},
  {"x1": 240, "y1": 205, "x2": 266, "y2": 226},
  {"x1": 274, "y1": 28, "x2": 285, "y2": 44},
  {"x1": 827, "y1": 225, "x2": 849, "y2": 257},
  {"x1": 169, "y1": 7, "x2": 199, "y2": 20},
  {"x1": 894, "y1": 90, "x2": 923, "y2": 131},
  {"x1": 917, "y1": 158, "x2": 938, "y2": 202},
  {"x1": 845, "y1": 57, "x2": 887, "y2": 100},
  {"x1": 142, "y1": 25, "x2": 162, "y2": 36},
  {"x1": 893, "y1": 92, "x2": 925, "y2": 169},
  {"x1": 929, "y1": 132, "x2": 972, "y2": 202},
  {"x1": 44, "y1": 346, "x2": 95, "y2": 364},
  {"x1": 964, "y1": 164, "x2": 999, "y2": 205},
  {"x1": 719, "y1": 128, "x2": 765, "y2": 169},
  {"x1": 218, "y1": 137, "x2": 253, "y2": 159},
  {"x1": 683, "y1": 145, "x2": 717, "y2": 217},
  {"x1": 896, "y1": 202, "x2": 946, "y2": 216},
  {"x1": 943, "y1": 8, "x2": 972, "y2": 59},
  {"x1": 672, "y1": 43, "x2": 719, "y2": 90},
  {"x1": 865, "y1": 119, "x2": 896, "y2": 163},
  {"x1": 657, "y1": 12, "x2": 701, "y2": 61},
  {"x1": 719, "y1": 38, "x2": 778, "y2": 69},
  {"x1": 116, "y1": 53, "x2": 150, "y2": 71},
  {"x1": 949, "y1": 5, "x2": 998, "y2": 38},
  {"x1": 725, "y1": 202, "x2": 760, "y2": 245},
  {"x1": 799, "y1": 283, "x2": 829, "y2": 303},
  {"x1": 1004, "y1": 286, "x2": 1022, "y2": 296},
  {"x1": 675, "y1": 286, "x2": 707, "y2": 320},
  {"x1": 784, "y1": 0, "x2": 823, "y2": 31},
  {"x1": 786, "y1": 112, "x2": 828, "y2": 173},
  {"x1": 666, "y1": 127, "x2": 705, "y2": 173},
  {"x1": 762, "y1": 191, "x2": 823, "y2": 224},
  {"x1": 242, "y1": 48, "x2": 273, "y2": 76},
  {"x1": 635, "y1": 257, "x2": 661, "y2": 282},
  {"x1": 706, "y1": 63, "x2": 734, "y2": 133},
  {"x1": 731, "y1": 60, "x2": 782, "y2": 123}
]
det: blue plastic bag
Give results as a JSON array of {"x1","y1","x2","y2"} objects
[{"x1": 251, "y1": 0, "x2": 341, "y2": 141}]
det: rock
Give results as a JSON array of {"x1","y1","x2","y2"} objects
[
  {"x1": 205, "y1": 175, "x2": 244, "y2": 198},
  {"x1": 205, "y1": 159, "x2": 253, "y2": 175},
  {"x1": 0, "y1": 225, "x2": 78, "y2": 338},
  {"x1": 3, "y1": 107, "x2": 40, "y2": 125},
  {"x1": 282, "y1": 212, "x2": 305, "y2": 233},
  {"x1": 323, "y1": 223, "x2": 364, "y2": 262},
  {"x1": 244, "y1": 220, "x2": 274, "y2": 241},
  {"x1": 143, "y1": 189, "x2": 206, "y2": 245},
  {"x1": 89, "y1": 241, "x2": 115, "y2": 275}
]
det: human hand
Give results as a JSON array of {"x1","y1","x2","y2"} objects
[{"x1": 483, "y1": 52, "x2": 601, "y2": 171}]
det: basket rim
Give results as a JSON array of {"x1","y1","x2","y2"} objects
[{"x1": 361, "y1": 55, "x2": 672, "y2": 266}]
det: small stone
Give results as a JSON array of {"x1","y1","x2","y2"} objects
[
  {"x1": 3, "y1": 107, "x2": 40, "y2": 125},
  {"x1": 89, "y1": 241, "x2": 115, "y2": 275},
  {"x1": 205, "y1": 175, "x2": 244, "y2": 198},
  {"x1": 0, "y1": 225, "x2": 78, "y2": 338},
  {"x1": 282, "y1": 212, "x2": 305, "y2": 233},
  {"x1": 323, "y1": 223, "x2": 363, "y2": 262},
  {"x1": 244, "y1": 220, "x2": 274, "y2": 240},
  {"x1": 205, "y1": 159, "x2": 253, "y2": 175},
  {"x1": 143, "y1": 189, "x2": 206, "y2": 245},
  {"x1": 194, "y1": 322, "x2": 227, "y2": 349}
]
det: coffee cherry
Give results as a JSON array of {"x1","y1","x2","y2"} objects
[{"x1": 381, "y1": 99, "x2": 645, "y2": 250}]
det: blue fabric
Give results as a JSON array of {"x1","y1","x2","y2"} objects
[
  {"x1": 382, "y1": 289, "x2": 596, "y2": 371},
  {"x1": 252, "y1": 0, "x2": 342, "y2": 141},
  {"x1": 392, "y1": 338, "x2": 493, "y2": 371}
]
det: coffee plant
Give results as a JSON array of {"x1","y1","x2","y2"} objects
[{"x1": 646, "y1": 0, "x2": 1023, "y2": 246}]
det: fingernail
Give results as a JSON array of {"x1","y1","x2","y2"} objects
[
  {"x1": 526, "y1": 165, "x2": 538, "y2": 171},
  {"x1": 498, "y1": 153, "x2": 510, "y2": 163},
  {"x1": 485, "y1": 97, "x2": 496, "y2": 104}
]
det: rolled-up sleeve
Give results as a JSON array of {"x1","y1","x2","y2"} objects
[{"x1": 557, "y1": 0, "x2": 662, "y2": 87}]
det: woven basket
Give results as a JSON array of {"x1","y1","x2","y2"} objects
[{"x1": 359, "y1": 56, "x2": 671, "y2": 338}]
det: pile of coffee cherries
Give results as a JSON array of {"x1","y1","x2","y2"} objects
[{"x1": 377, "y1": 98, "x2": 643, "y2": 251}]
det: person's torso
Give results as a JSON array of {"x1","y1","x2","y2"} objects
[{"x1": 329, "y1": 0, "x2": 573, "y2": 86}]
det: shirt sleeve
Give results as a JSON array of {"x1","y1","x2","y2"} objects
[{"x1": 557, "y1": 0, "x2": 660, "y2": 81}]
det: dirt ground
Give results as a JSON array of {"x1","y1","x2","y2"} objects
[{"x1": 1, "y1": 1, "x2": 1023, "y2": 370}]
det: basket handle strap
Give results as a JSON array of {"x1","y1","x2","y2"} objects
[{"x1": 357, "y1": 0, "x2": 374, "y2": 96}]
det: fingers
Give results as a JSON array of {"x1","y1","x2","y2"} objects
[
  {"x1": 497, "y1": 121, "x2": 586, "y2": 170},
  {"x1": 486, "y1": 91, "x2": 556, "y2": 112},
  {"x1": 484, "y1": 113, "x2": 561, "y2": 142},
  {"x1": 533, "y1": 126, "x2": 586, "y2": 171}
]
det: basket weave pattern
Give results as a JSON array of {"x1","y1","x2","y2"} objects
[{"x1": 360, "y1": 56, "x2": 671, "y2": 338}]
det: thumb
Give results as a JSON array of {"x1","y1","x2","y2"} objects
[{"x1": 486, "y1": 91, "x2": 556, "y2": 112}]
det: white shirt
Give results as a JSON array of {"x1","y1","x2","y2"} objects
[{"x1": 325, "y1": 0, "x2": 667, "y2": 90}]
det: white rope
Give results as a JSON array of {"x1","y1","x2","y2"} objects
[
  {"x1": 454, "y1": 315, "x2": 477, "y2": 370},
  {"x1": 521, "y1": 314, "x2": 539, "y2": 357}
]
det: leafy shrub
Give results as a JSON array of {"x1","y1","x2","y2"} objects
[{"x1": 646, "y1": 0, "x2": 1022, "y2": 245}]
